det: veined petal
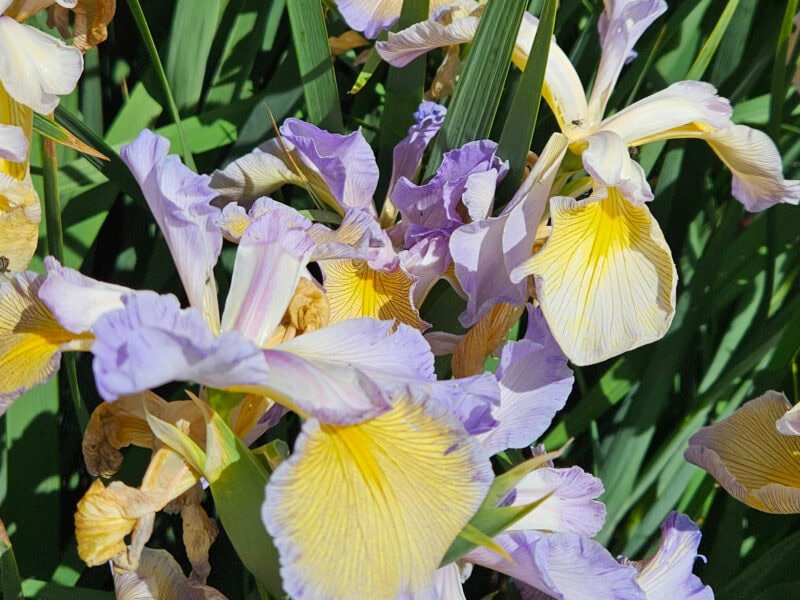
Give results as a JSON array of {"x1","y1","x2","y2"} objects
[
  {"x1": 318, "y1": 258, "x2": 427, "y2": 329},
  {"x1": 309, "y1": 207, "x2": 385, "y2": 262},
  {"x1": 508, "y1": 466, "x2": 606, "y2": 537},
  {"x1": 685, "y1": 391, "x2": 800, "y2": 513},
  {"x1": 598, "y1": 81, "x2": 732, "y2": 147},
  {"x1": 121, "y1": 130, "x2": 222, "y2": 329},
  {"x1": 262, "y1": 319, "x2": 434, "y2": 424},
  {"x1": 587, "y1": 0, "x2": 667, "y2": 120},
  {"x1": 434, "y1": 564, "x2": 468, "y2": 600},
  {"x1": 336, "y1": 0, "x2": 453, "y2": 39},
  {"x1": 0, "y1": 124, "x2": 26, "y2": 162},
  {"x1": 467, "y1": 531, "x2": 644, "y2": 600},
  {"x1": 702, "y1": 125, "x2": 800, "y2": 212},
  {"x1": 262, "y1": 389, "x2": 493, "y2": 599},
  {"x1": 452, "y1": 302, "x2": 523, "y2": 379},
  {"x1": 582, "y1": 131, "x2": 653, "y2": 205},
  {"x1": 621, "y1": 512, "x2": 713, "y2": 600},
  {"x1": 479, "y1": 306, "x2": 574, "y2": 456},
  {"x1": 516, "y1": 14, "x2": 588, "y2": 133},
  {"x1": 0, "y1": 181, "x2": 39, "y2": 273},
  {"x1": 210, "y1": 139, "x2": 305, "y2": 205},
  {"x1": 91, "y1": 292, "x2": 269, "y2": 402},
  {"x1": 281, "y1": 118, "x2": 378, "y2": 215},
  {"x1": 0, "y1": 271, "x2": 89, "y2": 414},
  {"x1": 376, "y1": 15, "x2": 481, "y2": 68},
  {"x1": 0, "y1": 81, "x2": 32, "y2": 180},
  {"x1": 222, "y1": 207, "x2": 315, "y2": 346},
  {"x1": 0, "y1": 15, "x2": 83, "y2": 113},
  {"x1": 39, "y1": 256, "x2": 132, "y2": 334},
  {"x1": 530, "y1": 188, "x2": 677, "y2": 365}
]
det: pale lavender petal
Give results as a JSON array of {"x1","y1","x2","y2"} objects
[
  {"x1": 394, "y1": 140, "x2": 506, "y2": 245},
  {"x1": 399, "y1": 234, "x2": 451, "y2": 306},
  {"x1": 622, "y1": 512, "x2": 713, "y2": 600},
  {"x1": 376, "y1": 15, "x2": 480, "y2": 67},
  {"x1": 264, "y1": 319, "x2": 434, "y2": 423},
  {"x1": 120, "y1": 130, "x2": 222, "y2": 326},
  {"x1": 480, "y1": 307, "x2": 574, "y2": 456},
  {"x1": 425, "y1": 371, "x2": 500, "y2": 435},
  {"x1": 582, "y1": 130, "x2": 653, "y2": 205},
  {"x1": 776, "y1": 401, "x2": 800, "y2": 436},
  {"x1": 0, "y1": 124, "x2": 27, "y2": 162},
  {"x1": 335, "y1": 0, "x2": 452, "y2": 39},
  {"x1": 309, "y1": 207, "x2": 385, "y2": 262},
  {"x1": 508, "y1": 466, "x2": 606, "y2": 537},
  {"x1": 467, "y1": 531, "x2": 645, "y2": 600},
  {"x1": 453, "y1": 134, "x2": 567, "y2": 327},
  {"x1": 433, "y1": 564, "x2": 468, "y2": 600},
  {"x1": 221, "y1": 207, "x2": 315, "y2": 347},
  {"x1": 388, "y1": 101, "x2": 446, "y2": 197},
  {"x1": 588, "y1": 0, "x2": 667, "y2": 120},
  {"x1": 281, "y1": 119, "x2": 378, "y2": 215},
  {"x1": 91, "y1": 292, "x2": 268, "y2": 401},
  {"x1": 39, "y1": 257, "x2": 133, "y2": 334}
]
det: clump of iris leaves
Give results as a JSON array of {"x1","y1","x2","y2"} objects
[{"x1": 1, "y1": 0, "x2": 799, "y2": 598}]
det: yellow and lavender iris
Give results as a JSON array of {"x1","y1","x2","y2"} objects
[
  {"x1": 334, "y1": 0, "x2": 454, "y2": 39},
  {"x1": 686, "y1": 391, "x2": 800, "y2": 514},
  {"x1": 378, "y1": 0, "x2": 800, "y2": 365}
]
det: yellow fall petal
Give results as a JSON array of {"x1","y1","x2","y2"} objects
[
  {"x1": 0, "y1": 272, "x2": 91, "y2": 414},
  {"x1": 685, "y1": 391, "x2": 800, "y2": 514},
  {"x1": 452, "y1": 302, "x2": 523, "y2": 378},
  {"x1": 263, "y1": 391, "x2": 492, "y2": 600},
  {"x1": 530, "y1": 188, "x2": 677, "y2": 365},
  {"x1": 320, "y1": 258, "x2": 427, "y2": 329}
]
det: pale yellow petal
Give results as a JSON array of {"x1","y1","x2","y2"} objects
[
  {"x1": 0, "y1": 197, "x2": 39, "y2": 273},
  {"x1": 263, "y1": 391, "x2": 493, "y2": 600},
  {"x1": 685, "y1": 391, "x2": 800, "y2": 514},
  {"x1": 531, "y1": 188, "x2": 677, "y2": 365},
  {"x1": 320, "y1": 258, "x2": 427, "y2": 329},
  {"x1": 0, "y1": 272, "x2": 90, "y2": 414}
]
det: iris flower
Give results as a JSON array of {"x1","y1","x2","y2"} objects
[
  {"x1": 686, "y1": 390, "x2": 800, "y2": 513},
  {"x1": 378, "y1": 0, "x2": 800, "y2": 365}
]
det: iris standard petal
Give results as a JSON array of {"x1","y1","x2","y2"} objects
[
  {"x1": 529, "y1": 188, "x2": 677, "y2": 365},
  {"x1": 0, "y1": 15, "x2": 83, "y2": 113},
  {"x1": 588, "y1": 0, "x2": 667, "y2": 120},
  {"x1": 685, "y1": 390, "x2": 800, "y2": 513},
  {"x1": 121, "y1": 130, "x2": 222, "y2": 329},
  {"x1": 262, "y1": 389, "x2": 493, "y2": 600},
  {"x1": 508, "y1": 466, "x2": 606, "y2": 537},
  {"x1": 281, "y1": 118, "x2": 378, "y2": 215},
  {"x1": 467, "y1": 531, "x2": 645, "y2": 600},
  {"x1": 91, "y1": 292, "x2": 269, "y2": 402},
  {"x1": 622, "y1": 512, "x2": 713, "y2": 600},
  {"x1": 377, "y1": 14, "x2": 481, "y2": 68},
  {"x1": 387, "y1": 101, "x2": 446, "y2": 200},
  {"x1": 221, "y1": 207, "x2": 315, "y2": 346},
  {"x1": 336, "y1": 0, "x2": 453, "y2": 39},
  {"x1": 479, "y1": 306, "x2": 574, "y2": 456}
]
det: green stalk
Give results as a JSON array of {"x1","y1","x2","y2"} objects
[
  {"x1": 41, "y1": 137, "x2": 88, "y2": 432},
  {"x1": 126, "y1": 0, "x2": 197, "y2": 170},
  {"x1": 768, "y1": 0, "x2": 799, "y2": 139}
]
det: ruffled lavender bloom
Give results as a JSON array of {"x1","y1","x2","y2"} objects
[
  {"x1": 621, "y1": 512, "x2": 714, "y2": 600},
  {"x1": 387, "y1": 101, "x2": 447, "y2": 199}
]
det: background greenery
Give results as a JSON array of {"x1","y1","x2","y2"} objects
[{"x1": 1, "y1": 0, "x2": 799, "y2": 597}]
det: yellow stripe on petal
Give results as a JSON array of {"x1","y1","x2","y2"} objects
[
  {"x1": 0, "y1": 272, "x2": 91, "y2": 414},
  {"x1": 531, "y1": 188, "x2": 677, "y2": 365},
  {"x1": 686, "y1": 391, "x2": 800, "y2": 514},
  {"x1": 0, "y1": 82, "x2": 32, "y2": 180},
  {"x1": 264, "y1": 391, "x2": 492, "y2": 600},
  {"x1": 320, "y1": 258, "x2": 427, "y2": 329}
]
